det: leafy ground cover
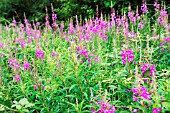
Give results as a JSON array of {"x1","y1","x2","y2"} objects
[{"x1": 0, "y1": 1, "x2": 170, "y2": 113}]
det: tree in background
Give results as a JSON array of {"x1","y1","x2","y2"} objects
[{"x1": 0, "y1": 0, "x2": 169, "y2": 25}]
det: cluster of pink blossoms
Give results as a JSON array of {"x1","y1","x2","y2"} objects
[
  {"x1": 121, "y1": 50, "x2": 134, "y2": 65},
  {"x1": 14, "y1": 75, "x2": 21, "y2": 82},
  {"x1": 141, "y1": 63, "x2": 156, "y2": 76},
  {"x1": 52, "y1": 51, "x2": 58, "y2": 57},
  {"x1": 152, "y1": 107, "x2": 162, "y2": 113},
  {"x1": 8, "y1": 59, "x2": 21, "y2": 69},
  {"x1": 36, "y1": 49, "x2": 44, "y2": 59},
  {"x1": 131, "y1": 86, "x2": 151, "y2": 101},
  {"x1": 141, "y1": 2, "x2": 148, "y2": 13},
  {"x1": 164, "y1": 37, "x2": 170, "y2": 43},
  {"x1": 8, "y1": 61, "x2": 21, "y2": 82},
  {"x1": 23, "y1": 62, "x2": 31, "y2": 70},
  {"x1": 77, "y1": 46, "x2": 99, "y2": 65},
  {"x1": 91, "y1": 99, "x2": 116, "y2": 113},
  {"x1": 158, "y1": 10, "x2": 168, "y2": 26},
  {"x1": 0, "y1": 42, "x2": 4, "y2": 48},
  {"x1": 153, "y1": 1, "x2": 160, "y2": 10}
]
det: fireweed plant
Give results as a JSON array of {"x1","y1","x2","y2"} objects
[{"x1": 0, "y1": 1, "x2": 170, "y2": 113}]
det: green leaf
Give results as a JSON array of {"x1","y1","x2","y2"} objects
[
  {"x1": 22, "y1": 108, "x2": 29, "y2": 112},
  {"x1": 108, "y1": 85, "x2": 117, "y2": 89},
  {"x1": 132, "y1": 105, "x2": 147, "y2": 112},
  {"x1": 69, "y1": 84, "x2": 78, "y2": 92},
  {"x1": 19, "y1": 98, "x2": 29, "y2": 106},
  {"x1": 16, "y1": 105, "x2": 22, "y2": 109},
  {"x1": 25, "y1": 103, "x2": 34, "y2": 108},
  {"x1": 13, "y1": 101, "x2": 18, "y2": 104},
  {"x1": 65, "y1": 101, "x2": 78, "y2": 111},
  {"x1": 162, "y1": 102, "x2": 170, "y2": 109},
  {"x1": 0, "y1": 105, "x2": 5, "y2": 111}
]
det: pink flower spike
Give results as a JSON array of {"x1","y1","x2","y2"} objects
[
  {"x1": 94, "y1": 56, "x2": 99, "y2": 62},
  {"x1": 0, "y1": 42, "x2": 4, "y2": 48},
  {"x1": 23, "y1": 62, "x2": 31, "y2": 70},
  {"x1": 141, "y1": 3, "x2": 148, "y2": 13},
  {"x1": 36, "y1": 50, "x2": 44, "y2": 59},
  {"x1": 164, "y1": 37, "x2": 170, "y2": 42},
  {"x1": 154, "y1": 2, "x2": 160, "y2": 10},
  {"x1": 133, "y1": 96, "x2": 139, "y2": 101},
  {"x1": 14, "y1": 75, "x2": 21, "y2": 82},
  {"x1": 34, "y1": 85, "x2": 37, "y2": 90},
  {"x1": 152, "y1": 107, "x2": 162, "y2": 113},
  {"x1": 52, "y1": 51, "x2": 58, "y2": 57},
  {"x1": 90, "y1": 108, "x2": 95, "y2": 113}
]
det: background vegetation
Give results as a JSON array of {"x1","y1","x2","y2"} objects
[{"x1": 0, "y1": 0, "x2": 170, "y2": 24}]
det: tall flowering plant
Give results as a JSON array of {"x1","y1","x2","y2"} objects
[{"x1": 121, "y1": 50, "x2": 135, "y2": 65}]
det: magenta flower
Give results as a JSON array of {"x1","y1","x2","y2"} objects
[
  {"x1": 121, "y1": 50, "x2": 127, "y2": 65},
  {"x1": 158, "y1": 10, "x2": 168, "y2": 25},
  {"x1": 79, "y1": 33, "x2": 84, "y2": 40},
  {"x1": 60, "y1": 24, "x2": 64, "y2": 29},
  {"x1": 128, "y1": 11, "x2": 136, "y2": 23},
  {"x1": 80, "y1": 50, "x2": 88, "y2": 57},
  {"x1": 151, "y1": 36, "x2": 158, "y2": 40},
  {"x1": 91, "y1": 99, "x2": 116, "y2": 113},
  {"x1": 0, "y1": 42, "x2": 4, "y2": 48},
  {"x1": 14, "y1": 75, "x2": 21, "y2": 82},
  {"x1": 23, "y1": 62, "x2": 31, "y2": 70},
  {"x1": 127, "y1": 32, "x2": 136, "y2": 38},
  {"x1": 77, "y1": 46, "x2": 81, "y2": 52},
  {"x1": 8, "y1": 59, "x2": 21, "y2": 69},
  {"x1": 150, "y1": 64, "x2": 156, "y2": 76},
  {"x1": 131, "y1": 86, "x2": 151, "y2": 101},
  {"x1": 78, "y1": 46, "x2": 89, "y2": 58},
  {"x1": 154, "y1": 1, "x2": 160, "y2": 10},
  {"x1": 85, "y1": 34, "x2": 90, "y2": 41},
  {"x1": 139, "y1": 23, "x2": 145, "y2": 29},
  {"x1": 152, "y1": 107, "x2": 162, "y2": 113},
  {"x1": 140, "y1": 91, "x2": 150, "y2": 100},
  {"x1": 24, "y1": 19, "x2": 28, "y2": 24},
  {"x1": 141, "y1": 63, "x2": 156, "y2": 76},
  {"x1": 160, "y1": 10, "x2": 167, "y2": 17},
  {"x1": 92, "y1": 27, "x2": 98, "y2": 33},
  {"x1": 164, "y1": 37, "x2": 170, "y2": 43},
  {"x1": 94, "y1": 56, "x2": 99, "y2": 62},
  {"x1": 12, "y1": 19, "x2": 17, "y2": 24},
  {"x1": 102, "y1": 35, "x2": 108, "y2": 41},
  {"x1": 20, "y1": 43, "x2": 25, "y2": 49},
  {"x1": 126, "y1": 50, "x2": 134, "y2": 62},
  {"x1": 131, "y1": 88, "x2": 139, "y2": 95},
  {"x1": 68, "y1": 23, "x2": 74, "y2": 34},
  {"x1": 36, "y1": 50, "x2": 44, "y2": 59},
  {"x1": 52, "y1": 51, "x2": 58, "y2": 57},
  {"x1": 34, "y1": 85, "x2": 37, "y2": 90},
  {"x1": 133, "y1": 109, "x2": 138, "y2": 113},
  {"x1": 52, "y1": 13, "x2": 57, "y2": 21},
  {"x1": 136, "y1": 13, "x2": 140, "y2": 20},
  {"x1": 77, "y1": 46, "x2": 93, "y2": 65},
  {"x1": 116, "y1": 18, "x2": 122, "y2": 26},
  {"x1": 100, "y1": 20, "x2": 107, "y2": 28},
  {"x1": 133, "y1": 96, "x2": 139, "y2": 101},
  {"x1": 141, "y1": 63, "x2": 150, "y2": 74},
  {"x1": 121, "y1": 50, "x2": 134, "y2": 65},
  {"x1": 90, "y1": 108, "x2": 95, "y2": 113},
  {"x1": 99, "y1": 32, "x2": 104, "y2": 37},
  {"x1": 141, "y1": 3, "x2": 148, "y2": 13},
  {"x1": 36, "y1": 22, "x2": 40, "y2": 26}
]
